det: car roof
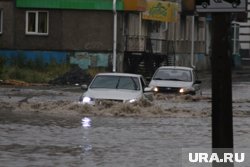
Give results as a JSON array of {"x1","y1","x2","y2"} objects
[
  {"x1": 96, "y1": 72, "x2": 142, "y2": 78},
  {"x1": 157, "y1": 66, "x2": 193, "y2": 71}
]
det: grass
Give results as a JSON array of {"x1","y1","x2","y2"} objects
[
  {"x1": 0, "y1": 64, "x2": 71, "y2": 83},
  {"x1": 0, "y1": 55, "x2": 111, "y2": 84}
]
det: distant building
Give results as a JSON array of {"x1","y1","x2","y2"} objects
[
  {"x1": 237, "y1": 0, "x2": 250, "y2": 67},
  {"x1": 0, "y1": 0, "x2": 209, "y2": 77}
]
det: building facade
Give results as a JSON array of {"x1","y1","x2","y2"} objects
[
  {"x1": 0, "y1": 0, "x2": 128, "y2": 70},
  {"x1": 0, "y1": 0, "x2": 209, "y2": 77},
  {"x1": 238, "y1": 0, "x2": 250, "y2": 67}
]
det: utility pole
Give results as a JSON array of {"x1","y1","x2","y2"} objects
[
  {"x1": 112, "y1": 0, "x2": 117, "y2": 72},
  {"x1": 182, "y1": 0, "x2": 246, "y2": 166},
  {"x1": 211, "y1": 13, "x2": 233, "y2": 167}
]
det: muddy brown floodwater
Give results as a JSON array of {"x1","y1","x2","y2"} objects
[
  {"x1": 0, "y1": 85, "x2": 213, "y2": 118},
  {"x1": 0, "y1": 76, "x2": 250, "y2": 167}
]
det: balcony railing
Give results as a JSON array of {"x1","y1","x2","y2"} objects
[
  {"x1": 124, "y1": 35, "x2": 167, "y2": 53},
  {"x1": 124, "y1": 35, "x2": 205, "y2": 54}
]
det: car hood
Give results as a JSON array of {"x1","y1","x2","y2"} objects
[
  {"x1": 149, "y1": 80, "x2": 193, "y2": 88},
  {"x1": 84, "y1": 89, "x2": 142, "y2": 101}
]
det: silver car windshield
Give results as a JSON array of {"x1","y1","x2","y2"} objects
[
  {"x1": 153, "y1": 69, "x2": 192, "y2": 82},
  {"x1": 90, "y1": 75, "x2": 140, "y2": 91}
]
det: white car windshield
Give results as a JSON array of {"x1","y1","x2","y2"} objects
[
  {"x1": 153, "y1": 69, "x2": 192, "y2": 82},
  {"x1": 90, "y1": 75, "x2": 140, "y2": 90}
]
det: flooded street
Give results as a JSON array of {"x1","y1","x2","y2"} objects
[
  {"x1": 0, "y1": 113, "x2": 212, "y2": 167},
  {"x1": 0, "y1": 73, "x2": 250, "y2": 167}
]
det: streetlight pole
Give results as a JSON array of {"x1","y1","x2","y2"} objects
[
  {"x1": 191, "y1": 15, "x2": 195, "y2": 68},
  {"x1": 211, "y1": 12, "x2": 234, "y2": 167},
  {"x1": 112, "y1": 0, "x2": 117, "y2": 72}
]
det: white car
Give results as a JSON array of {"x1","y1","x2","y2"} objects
[
  {"x1": 149, "y1": 66, "x2": 202, "y2": 95},
  {"x1": 79, "y1": 73, "x2": 153, "y2": 105}
]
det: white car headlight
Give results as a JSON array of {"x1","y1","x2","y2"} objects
[
  {"x1": 83, "y1": 96, "x2": 92, "y2": 103},
  {"x1": 153, "y1": 87, "x2": 159, "y2": 92},
  {"x1": 128, "y1": 98, "x2": 137, "y2": 103},
  {"x1": 79, "y1": 96, "x2": 94, "y2": 105},
  {"x1": 179, "y1": 88, "x2": 185, "y2": 93},
  {"x1": 179, "y1": 87, "x2": 195, "y2": 94}
]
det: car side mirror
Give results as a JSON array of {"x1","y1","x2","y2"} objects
[
  {"x1": 81, "y1": 84, "x2": 88, "y2": 90},
  {"x1": 194, "y1": 80, "x2": 202, "y2": 84}
]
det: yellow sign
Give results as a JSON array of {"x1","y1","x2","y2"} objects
[{"x1": 142, "y1": 0, "x2": 179, "y2": 22}]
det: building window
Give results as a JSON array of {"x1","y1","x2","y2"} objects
[
  {"x1": 26, "y1": 11, "x2": 49, "y2": 35},
  {"x1": 0, "y1": 10, "x2": 3, "y2": 34}
]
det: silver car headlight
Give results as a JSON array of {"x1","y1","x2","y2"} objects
[
  {"x1": 153, "y1": 87, "x2": 159, "y2": 92},
  {"x1": 128, "y1": 98, "x2": 137, "y2": 103},
  {"x1": 179, "y1": 88, "x2": 185, "y2": 93},
  {"x1": 179, "y1": 87, "x2": 195, "y2": 94},
  {"x1": 124, "y1": 98, "x2": 138, "y2": 103},
  {"x1": 79, "y1": 96, "x2": 95, "y2": 105},
  {"x1": 83, "y1": 96, "x2": 92, "y2": 103}
]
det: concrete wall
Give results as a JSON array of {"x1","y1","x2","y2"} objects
[
  {"x1": 70, "y1": 52, "x2": 111, "y2": 70},
  {"x1": 15, "y1": 10, "x2": 115, "y2": 51},
  {"x1": 174, "y1": 53, "x2": 211, "y2": 70},
  {"x1": 0, "y1": 1, "x2": 122, "y2": 70},
  {"x1": 0, "y1": 1, "x2": 15, "y2": 49},
  {"x1": 61, "y1": 10, "x2": 114, "y2": 51},
  {"x1": 0, "y1": 50, "x2": 68, "y2": 64},
  {"x1": 0, "y1": 50, "x2": 114, "y2": 70},
  {"x1": 0, "y1": 3, "x2": 117, "y2": 52},
  {"x1": 14, "y1": 9, "x2": 63, "y2": 50}
]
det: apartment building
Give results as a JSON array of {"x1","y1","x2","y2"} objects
[
  {"x1": 238, "y1": 0, "x2": 250, "y2": 67},
  {"x1": 0, "y1": 0, "x2": 208, "y2": 76}
]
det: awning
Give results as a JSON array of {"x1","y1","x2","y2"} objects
[
  {"x1": 16, "y1": 0, "x2": 146, "y2": 11},
  {"x1": 16, "y1": 0, "x2": 123, "y2": 10}
]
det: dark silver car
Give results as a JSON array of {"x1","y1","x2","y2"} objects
[{"x1": 149, "y1": 66, "x2": 202, "y2": 95}]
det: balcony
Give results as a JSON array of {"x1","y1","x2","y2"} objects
[
  {"x1": 124, "y1": 35, "x2": 205, "y2": 54},
  {"x1": 124, "y1": 35, "x2": 167, "y2": 54},
  {"x1": 175, "y1": 40, "x2": 206, "y2": 54}
]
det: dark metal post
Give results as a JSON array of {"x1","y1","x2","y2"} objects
[{"x1": 211, "y1": 13, "x2": 234, "y2": 166}]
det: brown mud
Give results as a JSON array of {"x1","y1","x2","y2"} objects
[{"x1": 0, "y1": 86, "x2": 249, "y2": 118}]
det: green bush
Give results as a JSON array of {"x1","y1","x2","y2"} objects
[
  {"x1": 0, "y1": 55, "x2": 71, "y2": 83},
  {"x1": 0, "y1": 56, "x2": 6, "y2": 77},
  {"x1": 1, "y1": 64, "x2": 71, "y2": 83}
]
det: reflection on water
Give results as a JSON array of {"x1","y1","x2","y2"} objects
[
  {"x1": 0, "y1": 112, "x2": 250, "y2": 167},
  {"x1": 81, "y1": 117, "x2": 92, "y2": 153},
  {"x1": 81, "y1": 117, "x2": 91, "y2": 128}
]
